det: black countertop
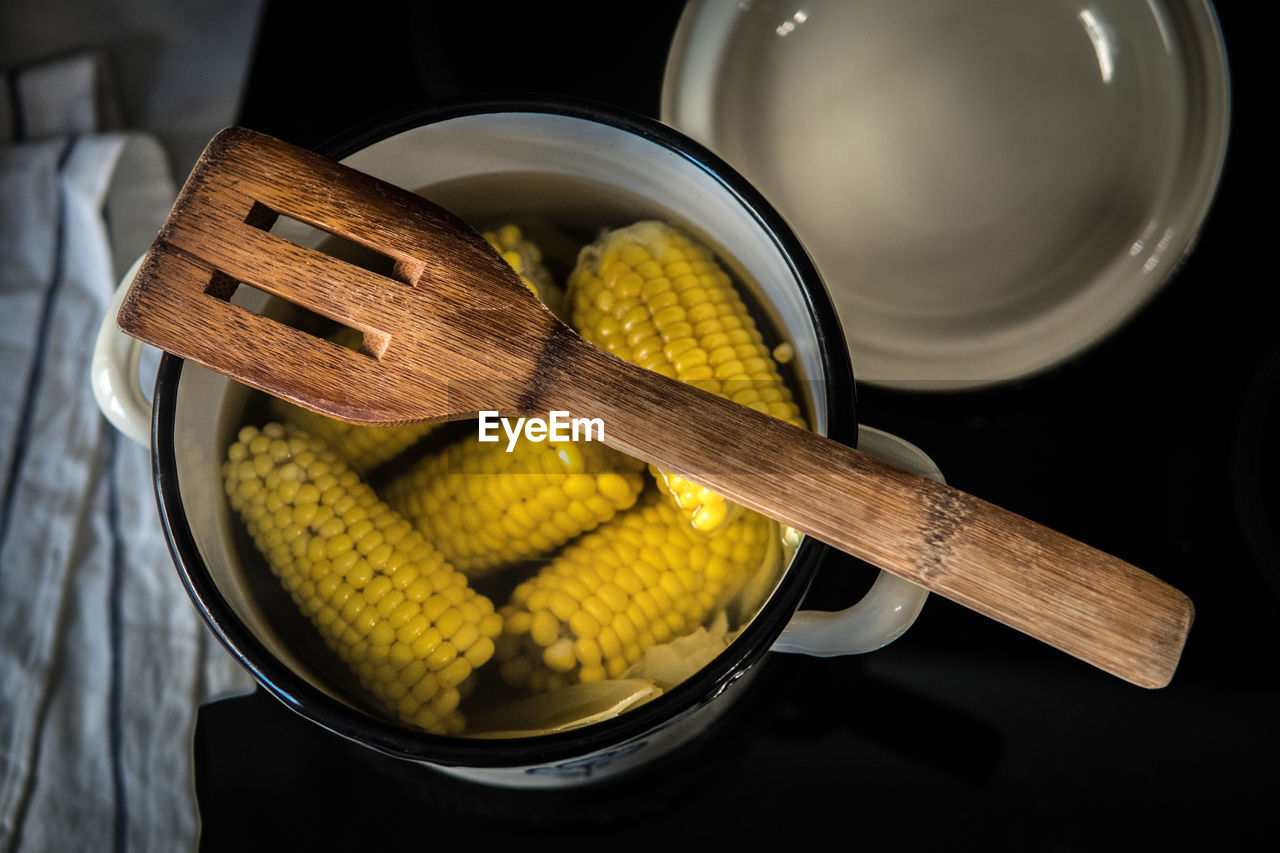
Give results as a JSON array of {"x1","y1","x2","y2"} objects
[{"x1": 196, "y1": 2, "x2": 1279, "y2": 848}]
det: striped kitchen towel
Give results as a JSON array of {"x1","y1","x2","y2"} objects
[{"x1": 0, "y1": 52, "x2": 253, "y2": 853}]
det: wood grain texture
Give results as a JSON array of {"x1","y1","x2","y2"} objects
[
  {"x1": 117, "y1": 127, "x2": 1193, "y2": 688},
  {"x1": 542, "y1": 337, "x2": 1193, "y2": 688},
  {"x1": 117, "y1": 126, "x2": 562, "y2": 423}
]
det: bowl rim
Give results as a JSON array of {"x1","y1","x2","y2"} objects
[{"x1": 150, "y1": 95, "x2": 860, "y2": 767}]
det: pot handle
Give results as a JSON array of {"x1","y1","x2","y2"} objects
[
  {"x1": 770, "y1": 426, "x2": 939, "y2": 656},
  {"x1": 92, "y1": 256, "x2": 152, "y2": 446}
]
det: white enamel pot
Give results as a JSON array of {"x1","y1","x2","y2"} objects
[{"x1": 92, "y1": 99, "x2": 938, "y2": 787}]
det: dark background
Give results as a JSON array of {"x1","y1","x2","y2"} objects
[{"x1": 196, "y1": 2, "x2": 1279, "y2": 848}]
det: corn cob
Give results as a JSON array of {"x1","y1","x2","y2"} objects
[
  {"x1": 385, "y1": 435, "x2": 647, "y2": 579},
  {"x1": 567, "y1": 221, "x2": 805, "y2": 532},
  {"x1": 482, "y1": 223, "x2": 553, "y2": 300},
  {"x1": 223, "y1": 422, "x2": 504, "y2": 734},
  {"x1": 493, "y1": 490, "x2": 777, "y2": 693},
  {"x1": 269, "y1": 327, "x2": 435, "y2": 474}
]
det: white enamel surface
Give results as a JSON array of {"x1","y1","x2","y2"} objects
[
  {"x1": 772, "y1": 426, "x2": 937, "y2": 655},
  {"x1": 663, "y1": 0, "x2": 1229, "y2": 389},
  {"x1": 91, "y1": 256, "x2": 152, "y2": 447}
]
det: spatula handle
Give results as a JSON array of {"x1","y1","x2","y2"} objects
[{"x1": 543, "y1": 335, "x2": 1193, "y2": 688}]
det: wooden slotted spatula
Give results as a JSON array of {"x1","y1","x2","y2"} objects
[{"x1": 117, "y1": 127, "x2": 1193, "y2": 688}]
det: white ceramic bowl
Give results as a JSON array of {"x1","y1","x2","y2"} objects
[{"x1": 663, "y1": 0, "x2": 1230, "y2": 390}]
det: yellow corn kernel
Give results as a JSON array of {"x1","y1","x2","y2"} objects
[
  {"x1": 384, "y1": 435, "x2": 646, "y2": 578},
  {"x1": 267, "y1": 399, "x2": 434, "y2": 476},
  {"x1": 268, "y1": 329, "x2": 434, "y2": 475},
  {"x1": 222, "y1": 422, "x2": 503, "y2": 735},
  {"x1": 567, "y1": 221, "x2": 806, "y2": 532},
  {"x1": 494, "y1": 490, "x2": 775, "y2": 692},
  {"x1": 481, "y1": 222, "x2": 552, "y2": 302}
]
